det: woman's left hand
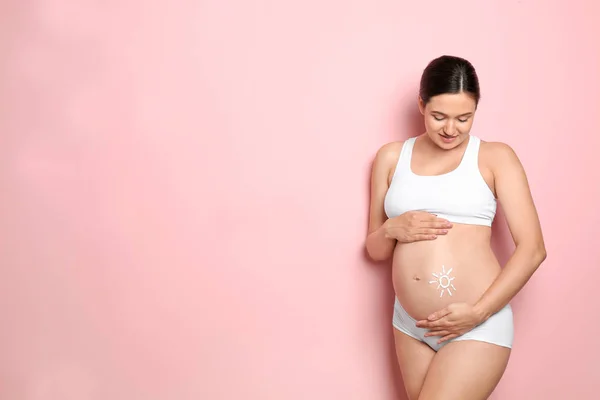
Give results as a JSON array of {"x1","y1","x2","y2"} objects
[{"x1": 415, "y1": 303, "x2": 485, "y2": 344}]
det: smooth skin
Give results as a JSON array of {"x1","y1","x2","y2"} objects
[{"x1": 367, "y1": 93, "x2": 546, "y2": 399}]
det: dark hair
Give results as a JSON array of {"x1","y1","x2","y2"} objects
[{"x1": 419, "y1": 55, "x2": 481, "y2": 106}]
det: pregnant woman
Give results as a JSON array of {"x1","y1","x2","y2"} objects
[{"x1": 366, "y1": 55, "x2": 546, "y2": 400}]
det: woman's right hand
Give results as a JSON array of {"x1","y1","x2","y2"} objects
[{"x1": 384, "y1": 211, "x2": 453, "y2": 243}]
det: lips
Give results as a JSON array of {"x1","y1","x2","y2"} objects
[{"x1": 439, "y1": 133, "x2": 458, "y2": 143}]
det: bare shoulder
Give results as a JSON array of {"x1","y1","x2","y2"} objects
[
  {"x1": 479, "y1": 140, "x2": 523, "y2": 171},
  {"x1": 373, "y1": 140, "x2": 404, "y2": 165},
  {"x1": 370, "y1": 140, "x2": 405, "y2": 187}
]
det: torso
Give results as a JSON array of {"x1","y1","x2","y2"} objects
[
  {"x1": 391, "y1": 225, "x2": 501, "y2": 321},
  {"x1": 384, "y1": 134, "x2": 501, "y2": 320}
]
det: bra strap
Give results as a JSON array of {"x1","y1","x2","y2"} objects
[
  {"x1": 462, "y1": 135, "x2": 481, "y2": 169},
  {"x1": 389, "y1": 137, "x2": 416, "y2": 181},
  {"x1": 399, "y1": 137, "x2": 416, "y2": 170}
]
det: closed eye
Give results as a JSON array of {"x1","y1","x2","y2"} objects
[
  {"x1": 431, "y1": 111, "x2": 473, "y2": 123},
  {"x1": 433, "y1": 114, "x2": 471, "y2": 123}
]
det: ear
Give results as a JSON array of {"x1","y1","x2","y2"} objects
[{"x1": 417, "y1": 95, "x2": 425, "y2": 115}]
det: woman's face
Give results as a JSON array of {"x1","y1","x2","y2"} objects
[{"x1": 419, "y1": 92, "x2": 477, "y2": 150}]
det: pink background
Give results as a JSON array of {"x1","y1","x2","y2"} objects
[{"x1": 1, "y1": 1, "x2": 599, "y2": 399}]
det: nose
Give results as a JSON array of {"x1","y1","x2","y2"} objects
[{"x1": 444, "y1": 121, "x2": 457, "y2": 136}]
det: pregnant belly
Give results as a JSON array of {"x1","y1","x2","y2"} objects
[{"x1": 391, "y1": 224, "x2": 501, "y2": 321}]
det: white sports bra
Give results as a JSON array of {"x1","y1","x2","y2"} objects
[{"x1": 384, "y1": 135, "x2": 497, "y2": 227}]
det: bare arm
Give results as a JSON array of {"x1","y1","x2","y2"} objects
[
  {"x1": 365, "y1": 142, "x2": 452, "y2": 261},
  {"x1": 365, "y1": 143, "x2": 399, "y2": 261},
  {"x1": 474, "y1": 143, "x2": 547, "y2": 320}
]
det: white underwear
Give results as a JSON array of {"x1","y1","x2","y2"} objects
[{"x1": 392, "y1": 297, "x2": 514, "y2": 352}]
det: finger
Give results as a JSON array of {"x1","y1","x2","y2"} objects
[
  {"x1": 415, "y1": 320, "x2": 428, "y2": 328},
  {"x1": 422, "y1": 213, "x2": 451, "y2": 224},
  {"x1": 414, "y1": 212, "x2": 439, "y2": 222},
  {"x1": 437, "y1": 218, "x2": 453, "y2": 226},
  {"x1": 420, "y1": 221, "x2": 453, "y2": 231},
  {"x1": 424, "y1": 330, "x2": 449, "y2": 337},
  {"x1": 411, "y1": 234, "x2": 438, "y2": 242},
  {"x1": 426, "y1": 221, "x2": 453, "y2": 229},
  {"x1": 438, "y1": 334, "x2": 458, "y2": 344},
  {"x1": 416, "y1": 211, "x2": 437, "y2": 218},
  {"x1": 429, "y1": 321, "x2": 449, "y2": 329},
  {"x1": 416, "y1": 319, "x2": 447, "y2": 329},
  {"x1": 417, "y1": 228, "x2": 447, "y2": 235},
  {"x1": 427, "y1": 308, "x2": 451, "y2": 321}
]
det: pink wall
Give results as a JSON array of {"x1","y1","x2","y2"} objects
[{"x1": 1, "y1": 1, "x2": 599, "y2": 399}]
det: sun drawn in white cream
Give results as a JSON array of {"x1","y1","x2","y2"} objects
[{"x1": 429, "y1": 265, "x2": 456, "y2": 298}]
